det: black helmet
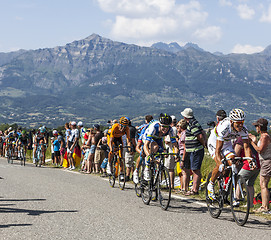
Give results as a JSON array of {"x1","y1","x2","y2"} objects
[{"x1": 159, "y1": 113, "x2": 172, "y2": 125}]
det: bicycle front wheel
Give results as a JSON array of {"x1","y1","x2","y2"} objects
[
  {"x1": 206, "y1": 172, "x2": 223, "y2": 218},
  {"x1": 109, "y1": 159, "x2": 116, "y2": 188},
  {"x1": 135, "y1": 165, "x2": 144, "y2": 197},
  {"x1": 158, "y1": 166, "x2": 171, "y2": 210},
  {"x1": 230, "y1": 175, "x2": 250, "y2": 226}
]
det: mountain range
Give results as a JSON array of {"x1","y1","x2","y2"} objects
[{"x1": 0, "y1": 33, "x2": 271, "y2": 128}]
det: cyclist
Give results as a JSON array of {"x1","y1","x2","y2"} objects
[
  {"x1": 33, "y1": 127, "x2": 47, "y2": 165},
  {"x1": 5, "y1": 128, "x2": 17, "y2": 158},
  {"x1": 143, "y1": 113, "x2": 179, "y2": 181},
  {"x1": 106, "y1": 117, "x2": 131, "y2": 180},
  {"x1": 207, "y1": 108, "x2": 252, "y2": 200},
  {"x1": 16, "y1": 130, "x2": 29, "y2": 159},
  {"x1": 133, "y1": 115, "x2": 153, "y2": 184}
]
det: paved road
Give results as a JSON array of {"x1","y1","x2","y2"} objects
[{"x1": 0, "y1": 158, "x2": 270, "y2": 239}]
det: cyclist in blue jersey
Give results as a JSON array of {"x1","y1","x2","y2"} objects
[{"x1": 143, "y1": 113, "x2": 179, "y2": 181}]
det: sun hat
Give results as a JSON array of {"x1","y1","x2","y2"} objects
[
  {"x1": 77, "y1": 121, "x2": 83, "y2": 127},
  {"x1": 181, "y1": 108, "x2": 194, "y2": 118},
  {"x1": 252, "y1": 118, "x2": 268, "y2": 127}
]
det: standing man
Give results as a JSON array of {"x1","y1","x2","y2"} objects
[
  {"x1": 181, "y1": 108, "x2": 206, "y2": 195},
  {"x1": 125, "y1": 118, "x2": 137, "y2": 181},
  {"x1": 67, "y1": 121, "x2": 79, "y2": 170}
]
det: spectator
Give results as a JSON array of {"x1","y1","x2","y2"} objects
[
  {"x1": 50, "y1": 137, "x2": 55, "y2": 164},
  {"x1": 100, "y1": 137, "x2": 110, "y2": 177},
  {"x1": 85, "y1": 128, "x2": 95, "y2": 173},
  {"x1": 67, "y1": 121, "x2": 79, "y2": 170},
  {"x1": 124, "y1": 118, "x2": 137, "y2": 181},
  {"x1": 181, "y1": 108, "x2": 206, "y2": 195},
  {"x1": 58, "y1": 132, "x2": 66, "y2": 167},
  {"x1": 91, "y1": 124, "x2": 104, "y2": 174},
  {"x1": 80, "y1": 130, "x2": 91, "y2": 172},
  {"x1": 234, "y1": 136, "x2": 260, "y2": 208},
  {"x1": 53, "y1": 131, "x2": 61, "y2": 166},
  {"x1": 164, "y1": 115, "x2": 178, "y2": 190},
  {"x1": 249, "y1": 118, "x2": 271, "y2": 213},
  {"x1": 177, "y1": 119, "x2": 189, "y2": 194}
]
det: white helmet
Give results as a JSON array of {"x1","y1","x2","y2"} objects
[{"x1": 229, "y1": 109, "x2": 246, "y2": 122}]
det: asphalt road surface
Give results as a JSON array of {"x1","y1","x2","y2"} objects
[{"x1": 0, "y1": 158, "x2": 270, "y2": 239}]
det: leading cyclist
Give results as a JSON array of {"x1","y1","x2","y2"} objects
[
  {"x1": 207, "y1": 108, "x2": 252, "y2": 200},
  {"x1": 143, "y1": 113, "x2": 179, "y2": 181},
  {"x1": 106, "y1": 117, "x2": 131, "y2": 178}
]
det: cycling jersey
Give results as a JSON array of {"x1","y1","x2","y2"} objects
[
  {"x1": 110, "y1": 123, "x2": 130, "y2": 139},
  {"x1": 144, "y1": 121, "x2": 177, "y2": 145},
  {"x1": 208, "y1": 117, "x2": 249, "y2": 158},
  {"x1": 18, "y1": 134, "x2": 28, "y2": 144}
]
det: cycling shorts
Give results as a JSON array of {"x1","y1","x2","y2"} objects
[{"x1": 207, "y1": 140, "x2": 235, "y2": 159}]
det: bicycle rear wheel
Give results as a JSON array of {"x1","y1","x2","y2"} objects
[
  {"x1": 109, "y1": 158, "x2": 116, "y2": 188},
  {"x1": 206, "y1": 172, "x2": 223, "y2": 218},
  {"x1": 230, "y1": 175, "x2": 250, "y2": 226},
  {"x1": 158, "y1": 166, "x2": 171, "y2": 210}
]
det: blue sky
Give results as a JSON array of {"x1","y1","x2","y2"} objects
[{"x1": 1, "y1": 0, "x2": 271, "y2": 54}]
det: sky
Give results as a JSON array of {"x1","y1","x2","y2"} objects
[{"x1": 1, "y1": 0, "x2": 271, "y2": 54}]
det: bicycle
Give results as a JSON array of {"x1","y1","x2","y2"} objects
[
  {"x1": 134, "y1": 157, "x2": 145, "y2": 197},
  {"x1": 109, "y1": 144, "x2": 132, "y2": 190},
  {"x1": 141, "y1": 152, "x2": 179, "y2": 210},
  {"x1": 206, "y1": 156, "x2": 254, "y2": 226},
  {"x1": 6, "y1": 142, "x2": 14, "y2": 164},
  {"x1": 35, "y1": 144, "x2": 43, "y2": 167},
  {"x1": 18, "y1": 145, "x2": 26, "y2": 166}
]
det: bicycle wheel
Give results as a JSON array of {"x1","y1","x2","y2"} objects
[
  {"x1": 7, "y1": 149, "x2": 11, "y2": 164},
  {"x1": 109, "y1": 158, "x2": 116, "y2": 188},
  {"x1": 135, "y1": 165, "x2": 143, "y2": 197},
  {"x1": 230, "y1": 175, "x2": 250, "y2": 226},
  {"x1": 206, "y1": 172, "x2": 223, "y2": 218},
  {"x1": 118, "y1": 159, "x2": 126, "y2": 190},
  {"x1": 158, "y1": 166, "x2": 171, "y2": 210}
]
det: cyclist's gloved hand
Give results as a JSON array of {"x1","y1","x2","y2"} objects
[{"x1": 219, "y1": 164, "x2": 224, "y2": 172}]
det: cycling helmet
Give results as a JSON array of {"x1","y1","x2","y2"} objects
[
  {"x1": 40, "y1": 127, "x2": 46, "y2": 133},
  {"x1": 229, "y1": 109, "x2": 246, "y2": 122},
  {"x1": 159, "y1": 113, "x2": 172, "y2": 125},
  {"x1": 119, "y1": 117, "x2": 129, "y2": 126}
]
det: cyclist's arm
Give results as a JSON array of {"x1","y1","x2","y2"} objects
[{"x1": 109, "y1": 137, "x2": 113, "y2": 152}]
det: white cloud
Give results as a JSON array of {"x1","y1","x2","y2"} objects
[
  {"x1": 97, "y1": 0, "x2": 175, "y2": 17},
  {"x1": 193, "y1": 26, "x2": 222, "y2": 42},
  {"x1": 111, "y1": 16, "x2": 177, "y2": 38},
  {"x1": 219, "y1": 0, "x2": 232, "y2": 7},
  {"x1": 260, "y1": 4, "x2": 271, "y2": 23},
  {"x1": 236, "y1": 4, "x2": 255, "y2": 20},
  {"x1": 97, "y1": 0, "x2": 220, "y2": 45},
  {"x1": 231, "y1": 44, "x2": 264, "y2": 54}
]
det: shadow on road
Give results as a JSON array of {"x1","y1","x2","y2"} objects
[
  {"x1": 0, "y1": 198, "x2": 46, "y2": 202},
  {"x1": 0, "y1": 223, "x2": 32, "y2": 229},
  {"x1": 0, "y1": 206, "x2": 78, "y2": 216}
]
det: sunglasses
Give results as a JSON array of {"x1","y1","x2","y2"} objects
[
  {"x1": 161, "y1": 125, "x2": 170, "y2": 128},
  {"x1": 235, "y1": 120, "x2": 244, "y2": 124}
]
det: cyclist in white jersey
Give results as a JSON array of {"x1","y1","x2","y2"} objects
[{"x1": 207, "y1": 109, "x2": 252, "y2": 200}]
